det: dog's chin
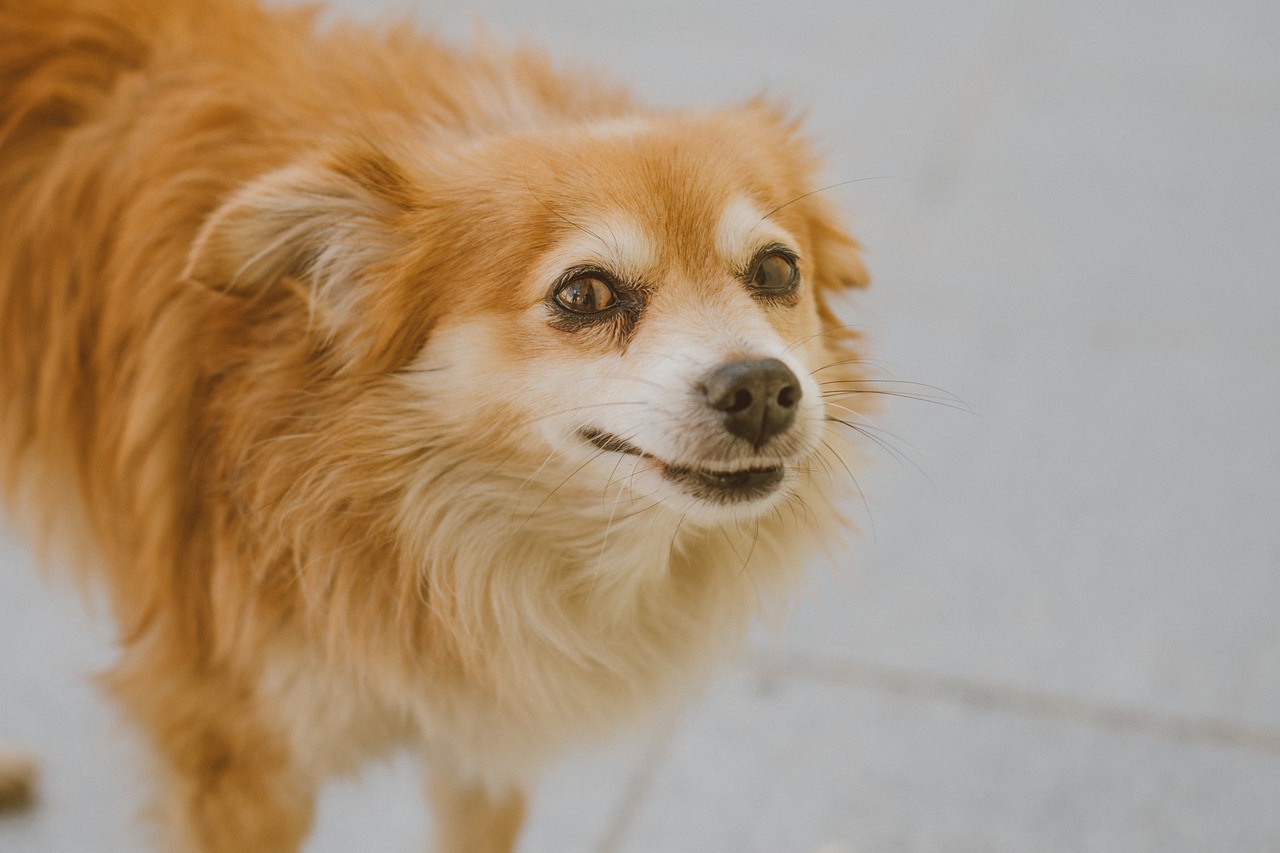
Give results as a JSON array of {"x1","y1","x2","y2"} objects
[{"x1": 579, "y1": 428, "x2": 799, "y2": 522}]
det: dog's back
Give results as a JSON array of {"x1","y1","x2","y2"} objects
[
  {"x1": 2, "y1": 0, "x2": 255, "y2": 635},
  {"x1": 0, "y1": 0, "x2": 556, "y2": 604}
]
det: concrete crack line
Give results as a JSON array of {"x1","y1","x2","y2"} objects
[
  {"x1": 753, "y1": 650, "x2": 1280, "y2": 755},
  {"x1": 594, "y1": 717, "x2": 681, "y2": 853}
]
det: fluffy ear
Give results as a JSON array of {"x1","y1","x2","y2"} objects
[
  {"x1": 739, "y1": 97, "x2": 870, "y2": 291},
  {"x1": 804, "y1": 195, "x2": 870, "y2": 292},
  {"x1": 800, "y1": 195, "x2": 870, "y2": 358},
  {"x1": 185, "y1": 151, "x2": 413, "y2": 331}
]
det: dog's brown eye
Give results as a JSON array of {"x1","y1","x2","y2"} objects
[
  {"x1": 554, "y1": 275, "x2": 617, "y2": 314},
  {"x1": 750, "y1": 251, "x2": 799, "y2": 294}
]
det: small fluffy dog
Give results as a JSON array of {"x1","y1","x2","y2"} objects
[{"x1": 0, "y1": 0, "x2": 870, "y2": 850}]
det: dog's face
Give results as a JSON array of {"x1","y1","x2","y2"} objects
[
  {"x1": 515, "y1": 187, "x2": 826, "y2": 524},
  {"x1": 188, "y1": 107, "x2": 867, "y2": 528}
]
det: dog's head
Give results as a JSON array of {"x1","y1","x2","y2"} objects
[{"x1": 187, "y1": 105, "x2": 868, "y2": 529}]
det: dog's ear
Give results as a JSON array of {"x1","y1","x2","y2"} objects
[
  {"x1": 804, "y1": 195, "x2": 870, "y2": 292},
  {"x1": 796, "y1": 194, "x2": 870, "y2": 359},
  {"x1": 185, "y1": 149, "x2": 426, "y2": 367},
  {"x1": 740, "y1": 98, "x2": 870, "y2": 292}
]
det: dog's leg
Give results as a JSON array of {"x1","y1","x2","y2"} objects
[
  {"x1": 109, "y1": 661, "x2": 315, "y2": 853},
  {"x1": 0, "y1": 748, "x2": 36, "y2": 812},
  {"x1": 427, "y1": 767, "x2": 526, "y2": 853},
  {"x1": 145, "y1": 703, "x2": 315, "y2": 853}
]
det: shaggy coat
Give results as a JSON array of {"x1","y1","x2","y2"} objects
[{"x1": 0, "y1": 0, "x2": 870, "y2": 850}]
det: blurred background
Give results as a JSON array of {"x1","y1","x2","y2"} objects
[{"x1": 2, "y1": 0, "x2": 1278, "y2": 850}]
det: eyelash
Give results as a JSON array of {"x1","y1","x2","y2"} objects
[
  {"x1": 546, "y1": 268, "x2": 645, "y2": 339},
  {"x1": 545, "y1": 243, "x2": 800, "y2": 342},
  {"x1": 743, "y1": 244, "x2": 802, "y2": 301}
]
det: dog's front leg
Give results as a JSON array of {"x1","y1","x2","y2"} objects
[
  {"x1": 109, "y1": 657, "x2": 316, "y2": 853},
  {"x1": 426, "y1": 766, "x2": 526, "y2": 853}
]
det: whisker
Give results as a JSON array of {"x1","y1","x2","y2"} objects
[
  {"x1": 819, "y1": 435, "x2": 874, "y2": 535},
  {"x1": 819, "y1": 378, "x2": 971, "y2": 410},
  {"x1": 825, "y1": 402, "x2": 918, "y2": 448},
  {"x1": 605, "y1": 377, "x2": 666, "y2": 392},
  {"x1": 826, "y1": 415, "x2": 931, "y2": 483},
  {"x1": 783, "y1": 492, "x2": 803, "y2": 532},
  {"x1": 822, "y1": 390, "x2": 972, "y2": 413},
  {"x1": 510, "y1": 428, "x2": 590, "y2": 510},
  {"x1": 668, "y1": 508, "x2": 690, "y2": 557},
  {"x1": 784, "y1": 325, "x2": 868, "y2": 354},
  {"x1": 821, "y1": 386, "x2": 973, "y2": 413},
  {"x1": 525, "y1": 178, "x2": 611, "y2": 249},
  {"x1": 522, "y1": 400, "x2": 649, "y2": 427},
  {"x1": 754, "y1": 176, "x2": 898, "y2": 225},
  {"x1": 628, "y1": 349, "x2": 699, "y2": 367},
  {"x1": 737, "y1": 518, "x2": 762, "y2": 577},
  {"x1": 809, "y1": 442, "x2": 838, "y2": 489},
  {"x1": 606, "y1": 499, "x2": 664, "y2": 525},
  {"x1": 788, "y1": 491, "x2": 821, "y2": 534},
  {"x1": 809, "y1": 356, "x2": 897, "y2": 374},
  {"x1": 513, "y1": 448, "x2": 611, "y2": 535},
  {"x1": 602, "y1": 446, "x2": 632, "y2": 497},
  {"x1": 594, "y1": 455, "x2": 636, "y2": 574},
  {"x1": 717, "y1": 526, "x2": 746, "y2": 564}
]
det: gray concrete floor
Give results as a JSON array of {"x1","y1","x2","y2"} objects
[{"x1": 3, "y1": 0, "x2": 1279, "y2": 850}]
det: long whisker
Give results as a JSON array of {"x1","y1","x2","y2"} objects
[
  {"x1": 595, "y1": 456, "x2": 636, "y2": 573},
  {"x1": 826, "y1": 415, "x2": 932, "y2": 483},
  {"x1": 822, "y1": 390, "x2": 973, "y2": 414},
  {"x1": 509, "y1": 427, "x2": 590, "y2": 509},
  {"x1": 667, "y1": 507, "x2": 691, "y2": 557},
  {"x1": 784, "y1": 325, "x2": 868, "y2": 354},
  {"x1": 819, "y1": 378, "x2": 965, "y2": 398},
  {"x1": 809, "y1": 440, "x2": 838, "y2": 489},
  {"x1": 819, "y1": 435, "x2": 874, "y2": 535},
  {"x1": 513, "y1": 448, "x2": 610, "y2": 535},
  {"x1": 605, "y1": 500, "x2": 664, "y2": 525},
  {"x1": 738, "y1": 518, "x2": 762, "y2": 577},
  {"x1": 825, "y1": 401, "x2": 917, "y2": 448},
  {"x1": 755, "y1": 176, "x2": 898, "y2": 225},
  {"x1": 809, "y1": 356, "x2": 898, "y2": 374},
  {"x1": 525, "y1": 178, "x2": 611, "y2": 249},
  {"x1": 521, "y1": 400, "x2": 649, "y2": 427},
  {"x1": 787, "y1": 491, "x2": 820, "y2": 534},
  {"x1": 594, "y1": 374, "x2": 666, "y2": 392},
  {"x1": 602, "y1": 444, "x2": 632, "y2": 498}
]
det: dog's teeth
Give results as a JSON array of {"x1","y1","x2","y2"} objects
[{"x1": 692, "y1": 463, "x2": 782, "y2": 475}]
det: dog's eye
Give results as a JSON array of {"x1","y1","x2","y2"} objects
[
  {"x1": 749, "y1": 251, "x2": 799, "y2": 295},
  {"x1": 554, "y1": 275, "x2": 617, "y2": 314}
]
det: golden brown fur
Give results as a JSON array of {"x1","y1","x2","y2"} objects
[
  {"x1": 0, "y1": 748, "x2": 35, "y2": 812},
  {"x1": 0, "y1": 0, "x2": 870, "y2": 850}
]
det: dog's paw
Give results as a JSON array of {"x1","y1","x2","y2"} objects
[{"x1": 0, "y1": 749, "x2": 36, "y2": 813}]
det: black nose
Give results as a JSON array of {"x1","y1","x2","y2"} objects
[{"x1": 703, "y1": 358, "x2": 802, "y2": 447}]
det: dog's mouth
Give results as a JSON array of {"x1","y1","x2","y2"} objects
[{"x1": 580, "y1": 428, "x2": 786, "y2": 502}]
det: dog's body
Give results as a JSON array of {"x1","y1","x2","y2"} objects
[{"x1": 0, "y1": 0, "x2": 869, "y2": 850}]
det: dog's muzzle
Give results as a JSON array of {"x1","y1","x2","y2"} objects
[
  {"x1": 578, "y1": 357, "x2": 806, "y2": 505},
  {"x1": 702, "y1": 357, "x2": 801, "y2": 447}
]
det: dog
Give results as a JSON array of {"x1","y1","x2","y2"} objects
[{"x1": 0, "y1": 0, "x2": 871, "y2": 850}]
